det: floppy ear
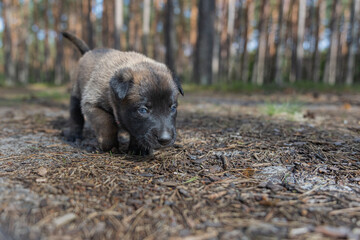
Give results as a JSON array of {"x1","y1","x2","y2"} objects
[
  {"x1": 173, "y1": 76, "x2": 184, "y2": 96},
  {"x1": 110, "y1": 68, "x2": 133, "y2": 100}
]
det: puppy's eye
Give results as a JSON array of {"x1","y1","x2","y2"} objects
[
  {"x1": 170, "y1": 104, "x2": 177, "y2": 113},
  {"x1": 138, "y1": 107, "x2": 149, "y2": 114}
]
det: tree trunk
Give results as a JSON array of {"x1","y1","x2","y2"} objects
[
  {"x1": 114, "y1": 0, "x2": 124, "y2": 50},
  {"x1": 337, "y1": 3, "x2": 350, "y2": 83},
  {"x1": 65, "y1": 1, "x2": 82, "y2": 78},
  {"x1": 18, "y1": 0, "x2": 30, "y2": 85},
  {"x1": 252, "y1": 0, "x2": 270, "y2": 85},
  {"x1": 346, "y1": 0, "x2": 360, "y2": 85},
  {"x1": 274, "y1": 0, "x2": 290, "y2": 85},
  {"x1": 190, "y1": 0, "x2": 199, "y2": 77},
  {"x1": 102, "y1": 0, "x2": 115, "y2": 48},
  {"x1": 31, "y1": 0, "x2": 41, "y2": 82},
  {"x1": 212, "y1": 0, "x2": 224, "y2": 83},
  {"x1": 83, "y1": 0, "x2": 94, "y2": 49},
  {"x1": 11, "y1": 0, "x2": 20, "y2": 82},
  {"x1": 151, "y1": 0, "x2": 161, "y2": 60},
  {"x1": 74, "y1": 0, "x2": 83, "y2": 43},
  {"x1": 241, "y1": 0, "x2": 253, "y2": 83},
  {"x1": 190, "y1": 0, "x2": 198, "y2": 47},
  {"x1": 227, "y1": 0, "x2": 236, "y2": 79},
  {"x1": 128, "y1": 0, "x2": 142, "y2": 51},
  {"x1": 54, "y1": 0, "x2": 64, "y2": 85},
  {"x1": 289, "y1": 1, "x2": 298, "y2": 83},
  {"x1": 267, "y1": 0, "x2": 278, "y2": 83},
  {"x1": 102, "y1": 0, "x2": 109, "y2": 47},
  {"x1": 108, "y1": 0, "x2": 115, "y2": 48},
  {"x1": 44, "y1": 0, "x2": 51, "y2": 83},
  {"x1": 3, "y1": 0, "x2": 16, "y2": 86},
  {"x1": 164, "y1": 0, "x2": 176, "y2": 73},
  {"x1": 219, "y1": 0, "x2": 228, "y2": 81},
  {"x1": 296, "y1": 0, "x2": 306, "y2": 81},
  {"x1": 193, "y1": 0, "x2": 215, "y2": 85},
  {"x1": 176, "y1": 0, "x2": 187, "y2": 73},
  {"x1": 312, "y1": 0, "x2": 323, "y2": 83},
  {"x1": 142, "y1": 0, "x2": 151, "y2": 56},
  {"x1": 323, "y1": 0, "x2": 341, "y2": 85}
]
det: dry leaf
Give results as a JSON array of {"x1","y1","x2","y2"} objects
[
  {"x1": 343, "y1": 103, "x2": 351, "y2": 110},
  {"x1": 243, "y1": 167, "x2": 255, "y2": 178}
]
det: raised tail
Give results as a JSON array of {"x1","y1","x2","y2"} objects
[{"x1": 62, "y1": 31, "x2": 90, "y2": 55}]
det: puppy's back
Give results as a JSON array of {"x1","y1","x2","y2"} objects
[
  {"x1": 81, "y1": 50, "x2": 170, "y2": 105},
  {"x1": 71, "y1": 49, "x2": 113, "y2": 98}
]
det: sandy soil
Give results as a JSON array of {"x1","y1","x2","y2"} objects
[{"x1": 0, "y1": 90, "x2": 359, "y2": 239}]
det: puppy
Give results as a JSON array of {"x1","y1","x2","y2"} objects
[{"x1": 62, "y1": 32, "x2": 183, "y2": 155}]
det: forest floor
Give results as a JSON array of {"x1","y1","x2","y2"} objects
[{"x1": 0, "y1": 87, "x2": 359, "y2": 240}]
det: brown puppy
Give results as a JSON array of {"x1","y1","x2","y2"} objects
[{"x1": 62, "y1": 32, "x2": 183, "y2": 155}]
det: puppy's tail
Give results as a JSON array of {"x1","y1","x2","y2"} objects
[{"x1": 62, "y1": 31, "x2": 90, "y2": 55}]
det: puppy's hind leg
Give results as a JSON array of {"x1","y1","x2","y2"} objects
[{"x1": 63, "y1": 96, "x2": 84, "y2": 141}]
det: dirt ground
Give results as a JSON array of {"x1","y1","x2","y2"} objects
[{"x1": 0, "y1": 88, "x2": 359, "y2": 240}]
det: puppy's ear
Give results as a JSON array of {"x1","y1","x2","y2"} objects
[
  {"x1": 173, "y1": 76, "x2": 184, "y2": 96},
  {"x1": 110, "y1": 68, "x2": 133, "y2": 100}
]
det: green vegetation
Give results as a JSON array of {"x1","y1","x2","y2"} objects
[
  {"x1": 31, "y1": 88, "x2": 70, "y2": 101},
  {"x1": 0, "y1": 84, "x2": 70, "y2": 105},
  {"x1": 260, "y1": 101, "x2": 303, "y2": 118},
  {"x1": 0, "y1": 73, "x2": 5, "y2": 87},
  {"x1": 183, "y1": 176, "x2": 199, "y2": 184}
]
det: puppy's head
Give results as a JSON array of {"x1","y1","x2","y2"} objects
[{"x1": 109, "y1": 62, "x2": 183, "y2": 150}]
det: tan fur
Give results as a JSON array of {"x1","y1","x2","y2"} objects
[
  {"x1": 62, "y1": 31, "x2": 182, "y2": 154},
  {"x1": 69, "y1": 48, "x2": 177, "y2": 151},
  {"x1": 72, "y1": 49, "x2": 176, "y2": 114}
]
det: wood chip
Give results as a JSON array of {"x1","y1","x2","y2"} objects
[
  {"x1": 53, "y1": 213, "x2": 77, "y2": 227},
  {"x1": 315, "y1": 226, "x2": 350, "y2": 238},
  {"x1": 36, "y1": 178, "x2": 47, "y2": 183},
  {"x1": 220, "y1": 155, "x2": 230, "y2": 170},
  {"x1": 206, "y1": 191, "x2": 227, "y2": 200}
]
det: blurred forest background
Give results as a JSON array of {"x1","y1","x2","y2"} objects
[{"x1": 0, "y1": 0, "x2": 360, "y2": 88}]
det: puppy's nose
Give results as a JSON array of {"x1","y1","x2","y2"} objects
[{"x1": 158, "y1": 130, "x2": 172, "y2": 146}]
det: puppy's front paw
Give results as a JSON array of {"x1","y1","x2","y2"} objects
[
  {"x1": 127, "y1": 146, "x2": 152, "y2": 156},
  {"x1": 110, "y1": 146, "x2": 120, "y2": 154},
  {"x1": 62, "y1": 127, "x2": 82, "y2": 142},
  {"x1": 98, "y1": 137, "x2": 118, "y2": 152},
  {"x1": 128, "y1": 138, "x2": 152, "y2": 156}
]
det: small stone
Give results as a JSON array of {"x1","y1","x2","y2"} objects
[
  {"x1": 209, "y1": 165, "x2": 222, "y2": 173},
  {"x1": 4, "y1": 111, "x2": 15, "y2": 118},
  {"x1": 94, "y1": 222, "x2": 106, "y2": 233},
  {"x1": 301, "y1": 209, "x2": 308, "y2": 216},
  {"x1": 37, "y1": 167, "x2": 48, "y2": 177},
  {"x1": 39, "y1": 198, "x2": 48, "y2": 208},
  {"x1": 173, "y1": 144, "x2": 183, "y2": 149},
  {"x1": 178, "y1": 188, "x2": 190, "y2": 198},
  {"x1": 334, "y1": 141, "x2": 343, "y2": 146},
  {"x1": 289, "y1": 227, "x2": 311, "y2": 237}
]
